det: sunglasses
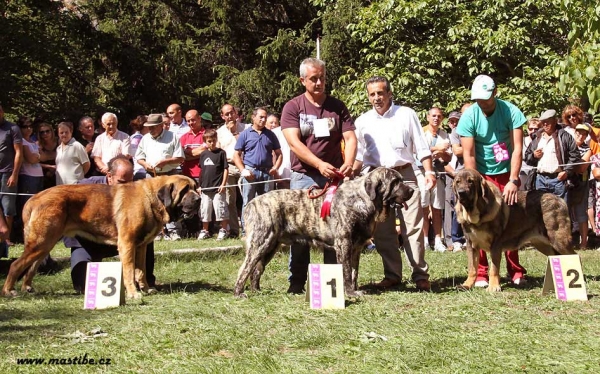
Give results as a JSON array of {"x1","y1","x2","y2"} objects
[{"x1": 39, "y1": 130, "x2": 52, "y2": 135}]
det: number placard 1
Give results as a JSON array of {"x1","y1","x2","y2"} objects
[
  {"x1": 306, "y1": 264, "x2": 345, "y2": 309},
  {"x1": 84, "y1": 262, "x2": 125, "y2": 309},
  {"x1": 542, "y1": 255, "x2": 588, "y2": 301}
]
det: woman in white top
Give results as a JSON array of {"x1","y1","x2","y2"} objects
[{"x1": 17, "y1": 117, "x2": 44, "y2": 200}]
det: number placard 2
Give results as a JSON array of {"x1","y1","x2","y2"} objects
[
  {"x1": 84, "y1": 262, "x2": 125, "y2": 309},
  {"x1": 542, "y1": 255, "x2": 588, "y2": 301},
  {"x1": 306, "y1": 264, "x2": 345, "y2": 309}
]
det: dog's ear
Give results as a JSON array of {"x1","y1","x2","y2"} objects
[
  {"x1": 478, "y1": 178, "x2": 493, "y2": 208},
  {"x1": 364, "y1": 176, "x2": 380, "y2": 201},
  {"x1": 157, "y1": 183, "x2": 175, "y2": 207}
]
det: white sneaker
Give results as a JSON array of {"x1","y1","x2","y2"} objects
[
  {"x1": 434, "y1": 240, "x2": 447, "y2": 252},
  {"x1": 197, "y1": 230, "x2": 210, "y2": 240},
  {"x1": 167, "y1": 232, "x2": 181, "y2": 241},
  {"x1": 474, "y1": 280, "x2": 489, "y2": 288},
  {"x1": 512, "y1": 277, "x2": 527, "y2": 285},
  {"x1": 452, "y1": 242, "x2": 463, "y2": 252},
  {"x1": 424, "y1": 241, "x2": 432, "y2": 251},
  {"x1": 154, "y1": 234, "x2": 163, "y2": 241},
  {"x1": 216, "y1": 229, "x2": 228, "y2": 241}
]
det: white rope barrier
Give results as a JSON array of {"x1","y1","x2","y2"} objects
[{"x1": 4, "y1": 160, "x2": 599, "y2": 196}]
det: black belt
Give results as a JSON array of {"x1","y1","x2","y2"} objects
[
  {"x1": 538, "y1": 171, "x2": 560, "y2": 178},
  {"x1": 155, "y1": 170, "x2": 176, "y2": 176},
  {"x1": 249, "y1": 166, "x2": 271, "y2": 173},
  {"x1": 392, "y1": 164, "x2": 411, "y2": 172}
]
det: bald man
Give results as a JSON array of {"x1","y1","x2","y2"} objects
[{"x1": 166, "y1": 103, "x2": 189, "y2": 139}]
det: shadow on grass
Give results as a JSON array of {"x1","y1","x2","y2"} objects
[{"x1": 159, "y1": 280, "x2": 232, "y2": 294}]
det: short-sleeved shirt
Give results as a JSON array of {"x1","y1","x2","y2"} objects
[
  {"x1": 199, "y1": 148, "x2": 227, "y2": 189},
  {"x1": 0, "y1": 119, "x2": 23, "y2": 173},
  {"x1": 234, "y1": 127, "x2": 280, "y2": 169},
  {"x1": 91, "y1": 130, "x2": 131, "y2": 165},
  {"x1": 169, "y1": 119, "x2": 189, "y2": 139},
  {"x1": 55, "y1": 138, "x2": 90, "y2": 185},
  {"x1": 281, "y1": 94, "x2": 355, "y2": 175},
  {"x1": 135, "y1": 129, "x2": 184, "y2": 173},
  {"x1": 456, "y1": 98, "x2": 526, "y2": 175},
  {"x1": 180, "y1": 128, "x2": 205, "y2": 178},
  {"x1": 20, "y1": 139, "x2": 43, "y2": 177}
]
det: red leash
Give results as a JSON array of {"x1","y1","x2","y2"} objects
[{"x1": 307, "y1": 171, "x2": 345, "y2": 219}]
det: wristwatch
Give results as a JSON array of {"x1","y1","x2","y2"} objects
[{"x1": 509, "y1": 179, "x2": 521, "y2": 187}]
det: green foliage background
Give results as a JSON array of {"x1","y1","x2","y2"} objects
[{"x1": 1, "y1": 0, "x2": 599, "y2": 124}]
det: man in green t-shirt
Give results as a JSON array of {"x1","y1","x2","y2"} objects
[{"x1": 456, "y1": 75, "x2": 527, "y2": 288}]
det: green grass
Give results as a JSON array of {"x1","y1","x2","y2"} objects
[{"x1": 2, "y1": 240, "x2": 600, "y2": 373}]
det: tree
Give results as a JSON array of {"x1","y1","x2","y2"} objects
[
  {"x1": 554, "y1": 0, "x2": 600, "y2": 115},
  {"x1": 317, "y1": 0, "x2": 570, "y2": 120}
]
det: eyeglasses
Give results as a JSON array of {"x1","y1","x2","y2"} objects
[
  {"x1": 39, "y1": 130, "x2": 52, "y2": 135},
  {"x1": 567, "y1": 114, "x2": 578, "y2": 118},
  {"x1": 20, "y1": 125, "x2": 32, "y2": 129}
]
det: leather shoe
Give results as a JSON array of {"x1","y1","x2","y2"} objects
[
  {"x1": 287, "y1": 283, "x2": 305, "y2": 294},
  {"x1": 372, "y1": 278, "x2": 402, "y2": 289},
  {"x1": 415, "y1": 279, "x2": 431, "y2": 292}
]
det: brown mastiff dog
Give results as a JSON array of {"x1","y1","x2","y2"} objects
[
  {"x1": 234, "y1": 167, "x2": 414, "y2": 298},
  {"x1": 453, "y1": 168, "x2": 575, "y2": 292},
  {"x1": 2, "y1": 175, "x2": 200, "y2": 299}
]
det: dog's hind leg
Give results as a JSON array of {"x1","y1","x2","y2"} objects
[
  {"x1": 250, "y1": 239, "x2": 279, "y2": 292},
  {"x1": 546, "y1": 231, "x2": 575, "y2": 255},
  {"x1": 3, "y1": 232, "x2": 60, "y2": 296}
]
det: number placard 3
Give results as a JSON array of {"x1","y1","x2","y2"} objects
[
  {"x1": 542, "y1": 255, "x2": 588, "y2": 301},
  {"x1": 84, "y1": 262, "x2": 125, "y2": 309},
  {"x1": 307, "y1": 264, "x2": 345, "y2": 309}
]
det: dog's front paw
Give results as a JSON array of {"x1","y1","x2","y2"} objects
[
  {"x1": 234, "y1": 292, "x2": 248, "y2": 299},
  {"x1": 146, "y1": 287, "x2": 158, "y2": 295},
  {"x1": 2, "y1": 289, "x2": 18, "y2": 297},
  {"x1": 127, "y1": 291, "x2": 143, "y2": 300},
  {"x1": 486, "y1": 285, "x2": 502, "y2": 292},
  {"x1": 22, "y1": 286, "x2": 35, "y2": 294},
  {"x1": 346, "y1": 290, "x2": 364, "y2": 298}
]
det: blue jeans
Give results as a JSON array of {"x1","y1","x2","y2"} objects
[
  {"x1": 240, "y1": 166, "x2": 273, "y2": 229},
  {"x1": 0, "y1": 172, "x2": 17, "y2": 217},
  {"x1": 288, "y1": 171, "x2": 337, "y2": 287},
  {"x1": 535, "y1": 174, "x2": 567, "y2": 200}
]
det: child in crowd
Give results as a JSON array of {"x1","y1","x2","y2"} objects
[
  {"x1": 197, "y1": 129, "x2": 230, "y2": 240},
  {"x1": 55, "y1": 121, "x2": 90, "y2": 185}
]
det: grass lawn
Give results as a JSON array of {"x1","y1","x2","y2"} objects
[{"x1": 1, "y1": 239, "x2": 600, "y2": 373}]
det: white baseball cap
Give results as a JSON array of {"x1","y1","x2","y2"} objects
[{"x1": 470, "y1": 75, "x2": 496, "y2": 100}]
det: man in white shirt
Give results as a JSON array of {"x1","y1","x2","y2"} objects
[
  {"x1": 166, "y1": 103, "x2": 190, "y2": 139},
  {"x1": 136, "y1": 113, "x2": 185, "y2": 240},
  {"x1": 352, "y1": 76, "x2": 434, "y2": 292}
]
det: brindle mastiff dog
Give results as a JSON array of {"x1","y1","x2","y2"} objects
[
  {"x1": 234, "y1": 167, "x2": 414, "y2": 297},
  {"x1": 453, "y1": 168, "x2": 575, "y2": 292},
  {"x1": 2, "y1": 175, "x2": 200, "y2": 299}
]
